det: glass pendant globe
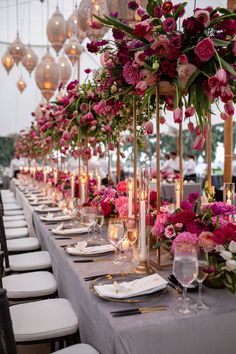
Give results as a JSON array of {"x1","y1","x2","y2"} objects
[
  {"x1": 2, "y1": 49, "x2": 15, "y2": 74},
  {"x1": 78, "y1": 0, "x2": 109, "y2": 40},
  {"x1": 47, "y1": 7, "x2": 67, "y2": 55},
  {"x1": 35, "y1": 50, "x2": 60, "y2": 101},
  {"x1": 64, "y1": 35, "x2": 84, "y2": 65},
  {"x1": 16, "y1": 77, "x2": 27, "y2": 93},
  {"x1": 9, "y1": 35, "x2": 26, "y2": 65},
  {"x1": 66, "y1": 8, "x2": 86, "y2": 43},
  {"x1": 58, "y1": 54, "x2": 72, "y2": 85},
  {"x1": 22, "y1": 46, "x2": 38, "y2": 75}
]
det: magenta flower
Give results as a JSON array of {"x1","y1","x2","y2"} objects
[
  {"x1": 193, "y1": 135, "x2": 205, "y2": 151},
  {"x1": 172, "y1": 232, "x2": 198, "y2": 253},
  {"x1": 220, "y1": 86, "x2": 234, "y2": 103},
  {"x1": 94, "y1": 100, "x2": 106, "y2": 115},
  {"x1": 128, "y1": 1, "x2": 139, "y2": 10},
  {"x1": 122, "y1": 62, "x2": 139, "y2": 85},
  {"x1": 84, "y1": 68, "x2": 91, "y2": 74},
  {"x1": 162, "y1": 18, "x2": 176, "y2": 32},
  {"x1": 177, "y1": 63, "x2": 197, "y2": 85},
  {"x1": 135, "y1": 80, "x2": 148, "y2": 95},
  {"x1": 194, "y1": 38, "x2": 215, "y2": 62},
  {"x1": 224, "y1": 101, "x2": 234, "y2": 116},
  {"x1": 185, "y1": 106, "x2": 195, "y2": 118},
  {"x1": 179, "y1": 54, "x2": 188, "y2": 65},
  {"x1": 144, "y1": 121, "x2": 154, "y2": 135},
  {"x1": 173, "y1": 107, "x2": 183, "y2": 123},
  {"x1": 194, "y1": 10, "x2": 210, "y2": 27}
]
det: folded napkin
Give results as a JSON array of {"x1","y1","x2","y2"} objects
[
  {"x1": 94, "y1": 273, "x2": 167, "y2": 299},
  {"x1": 41, "y1": 213, "x2": 71, "y2": 221},
  {"x1": 52, "y1": 226, "x2": 89, "y2": 235},
  {"x1": 66, "y1": 242, "x2": 114, "y2": 255}
]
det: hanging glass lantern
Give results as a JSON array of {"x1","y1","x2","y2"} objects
[
  {"x1": 9, "y1": 35, "x2": 26, "y2": 65},
  {"x1": 106, "y1": 0, "x2": 147, "y2": 25},
  {"x1": 58, "y1": 54, "x2": 72, "y2": 85},
  {"x1": 66, "y1": 8, "x2": 86, "y2": 43},
  {"x1": 21, "y1": 46, "x2": 38, "y2": 75},
  {"x1": 64, "y1": 35, "x2": 84, "y2": 65},
  {"x1": 47, "y1": 7, "x2": 67, "y2": 55},
  {"x1": 35, "y1": 50, "x2": 60, "y2": 101},
  {"x1": 16, "y1": 76, "x2": 27, "y2": 93},
  {"x1": 78, "y1": 0, "x2": 109, "y2": 41},
  {"x1": 1, "y1": 48, "x2": 15, "y2": 74}
]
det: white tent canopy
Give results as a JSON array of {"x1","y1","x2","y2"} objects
[{"x1": 0, "y1": 0, "x2": 228, "y2": 136}]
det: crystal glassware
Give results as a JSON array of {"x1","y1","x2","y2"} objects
[
  {"x1": 173, "y1": 244, "x2": 198, "y2": 314},
  {"x1": 107, "y1": 219, "x2": 125, "y2": 265},
  {"x1": 194, "y1": 250, "x2": 209, "y2": 311}
]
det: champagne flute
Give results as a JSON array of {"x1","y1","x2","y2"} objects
[
  {"x1": 194, "y1": 250, "x2": 209, "y2": 311},
  {"x1": 173, "y1": 244, "x2": 198, "y2": 314},
  {"x1": 107, "y1": 219, "x2": 125, "y2": 264},
  {"x1": 95, "y1": 212, "x2": 104, "y2": 240}
]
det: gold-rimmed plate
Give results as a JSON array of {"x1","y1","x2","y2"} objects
[{"x1": 89, "y1": 273, "x2": 168, "y2": 303}]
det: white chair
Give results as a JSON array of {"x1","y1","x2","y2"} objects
[
  {"x1": 8, "y1": 251, "x2": 51, "y2": 272},
  {"x1": 4, "y1": 220, "x2": 28, "y2": 229},
  {"x1": 5, "y1": 227, "x2": 29, "y2": 240},
  {"x1": 4, "y1": 209, "x2": 25, "y2": 216},
  {"x1": 3, "y1": 271, "x2": 57, "y2": 299},
  {"x1": 3, "y1": 215, "x2": 26, "y2": 221},
  {"x1": 7, "y1": 237, "x2": 40, "y2": 253},
  {"x1": 52, "y1": 344, "x2": 100, "y2": 354},
  {"x1": 3, "y1": 203, "x2": 22, "y2": 211}
]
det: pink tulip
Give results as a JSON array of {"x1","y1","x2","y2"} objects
[
  {"x1": 90, "y1": 19, "x2": 103, "y2": 29},
  {"x1": 215, "y1": 69, "x2": 227, "y2": 86},
  {"x1": 188, "y1": 122, "x2": 194, "y2": 132},
  {"x1": 193, "y1": 135, "x2": 205, "y2": 151},
  {"x1": 135, "y1": 80, "x2": 148, "y2": 95},
  {"x1": 144, "y1": 121, "x2": 154, "y2": 135},
  {"x1": 173, "y1": 107, "x2": 183, "y2": 123},
  {"x1": 185, "y1": 106, "x2": 195, "y2": 118},
  {"x1": 160, "y1": 116, "x2": 166, "y2": 124},
  {"x1": 220, "y1": 86, "x2": 234, "y2": 103},
  {"x1": 224, "y1": 101, "x2": 235, "y2": 116},
  {"x1": 220, "y1": 112, "x2": 231, "y2": 121}
]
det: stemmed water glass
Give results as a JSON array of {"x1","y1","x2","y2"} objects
[
  {"x1": 194, "y1": 250, "x2": 209, "y2": 311},
  {"x1": 94, "y1": 209, "x2": 104, "y2": 240},
  {"x1": 173, "y1": 244, "x2": 198, "y2": 314},
  {"x1": 107, "y1": 219, "x2": 125, "y2": 265},
  {"x1": 80, "y1": 206, "x2": 97, "y2": 240}
]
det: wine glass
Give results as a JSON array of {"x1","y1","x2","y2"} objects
[
  {"x1": 194, "y1": 250, "x2": 209, "y2": 311},
  {"x1": 94, "y1": 210, "x2": 104, "y2": 240},
  {"x1": 80, "y1": 206, "x2": 97, "y2": 240},
  {"x1": 173, "y1": 244, "x2": 198, "y2": 314},
  {"x1": 107, "y1": 219, "x2": 125, "y2": 264}
]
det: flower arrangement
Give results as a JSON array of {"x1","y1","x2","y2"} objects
[
  {"x1": 152, "y1": 192, "x2": 236, "y2": 292},
  {"x1": 94, "y1": 0, "x2": 236, "y2": 150}
]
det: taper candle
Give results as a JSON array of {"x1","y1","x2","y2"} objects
[{"x1": 140, "y1": 192, "x2": 147, "y2": 261}]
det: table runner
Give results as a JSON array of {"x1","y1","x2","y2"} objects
[{"x1": 12, "y1": 182, "x2": 236, "y2": 354}]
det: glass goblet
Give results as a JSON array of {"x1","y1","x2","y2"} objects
[
  {"x1": 107, "y1": 219, "x2": 125, "y2": 265},
  {"x1": 173, "y1": 244, "x2": 198, "y2": 314},
  {"x1": 194, "y1": 250, "x2": 209, "y2": 311},
  {"x1": 80, "y1": 206, "x2": 97, "y2": 240}
]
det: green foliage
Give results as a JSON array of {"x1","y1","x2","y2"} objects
[{"x1": 0, "y1": 136, "x2": 15, "y2": 167}]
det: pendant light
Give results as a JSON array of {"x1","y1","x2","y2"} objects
[
  {"x1": 66, "y1": 6, "x2": 86, "y2": 43},
  {"x1": 35, "y1": 50, "x2": 60, "y2": 101},
  {"x1": 2, "y1": 49, "x2": 14, "y2": 74},
  {"x1": 58, "y1": 53, "x2": 72, "y2": 85},
  {"x1": 78, "y1": 0, "x2": 109, "y2": 41},
  {"x1": 47, "y1": 6, "x2": 67, "y2": 55},
  {"x1": 64, "y1": 35, "x2": 84, "y2": 65},
  {"x1": 22, "y1": 1, "x2": 38, "y2": 75},
  {"x1": 9, "y1": 0, "x2": 26, "y2": 65},
  {"x1": 16, "y1": 76, "x2": 27, "y2": 93}
]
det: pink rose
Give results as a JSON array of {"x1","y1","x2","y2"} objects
[
  {"x1": 194, "y1": 38, "x2": 215, "y2": 62},
  {"x1": 162, "y1": 18, "x2": 176, "y2": 32},
  {"x1": 80, "y1": 103, "x2": 88, "y2": 113},
  {"x1": 123, "y1": 62, "x2": 139, "y2": 85},
  {"x1": 177, "y1": 63, "x2": 197, "y2": 85},
  {"x1": 179, "y1": 54, "x2": 188, "y2": 65},
  {"x1": 194, "y1": 10, "x2": 210, "y2": 27},
  {"x1": 135, "y1": 80, "x2": 147, "y2": 95},
  {"x1": 151, "y1": 35, "x2": 170, "y2": 57},
  {"x1": 193, "y1": 134, "x2": 205, "y2": 151},
  {"x1": 173, "y1": 107, "x2": 183, "y2": 123},
  {"x1": 164, "y1": 225, "x2": 176, "y2": 239},
  {"x1": 94, "y1": 100, "x2": 106, "y2": 115}
]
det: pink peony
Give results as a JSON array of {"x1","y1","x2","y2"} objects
[
  {"x1": 151, "y1": 34, "x2": 170, "y2": 57},
  {"x1": 194, "y1": 10, "x2": 210, "y2": 27},
  {"x1": 123, "y1": 62, "x2": 139, "y2": 85},
  {"x1": 194, "y1": 38, "x2": 215, "y2": 62},
  {"x1": 152, "y1": 213, "x2": 169, "y2": 238},
  {"x1": 177, "y1": 63, "x2": 197, "y2": 85},
  {"x1": 115, "y1": 196, "x2": 128, "y2": 212},
  {"x1": 172, "y1": 232, "x2": 198, "y2": 252},
  {"x1": 164, "y1": 225, "x2": 176, "y2": 239},
  {"x1": 193, "y1": 135, "x2": 205, "y2": 151},
  {"x1": 118, "y1": 203, "x2": 128, "y2": 219},
  {"x1": 198, "y1": 231, "x2": 216, "y2": 252},
  {"x1": 173, "y1": 107, "x2": 183, "y2": 123}
]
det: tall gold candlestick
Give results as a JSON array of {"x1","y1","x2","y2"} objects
[
  {"x1": 133, "y1": 97, "x2": 138, "y2": 222},
  {"x1": 155, "y1": 83, "x2": 161, "y2": 213},
  {"x1": 179, "y1": 121, "x2": 183, "y2": 205}
]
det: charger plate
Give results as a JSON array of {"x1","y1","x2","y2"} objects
[{"x1": 90, "y1": 273, "x2": 168, "y2": 303}]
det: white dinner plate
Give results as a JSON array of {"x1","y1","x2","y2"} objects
[{"x1": 40, "y1": 215, "x2": 72, "y2": 222}]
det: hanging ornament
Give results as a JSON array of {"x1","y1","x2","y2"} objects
[
  {"x1": 64, "y1": 35, "x2": 84, "y2": 65},
  {"x1": 47, "y1": 7, "x2": 67, "y2": 55},
  {"x1": 106, "y1": 0, "x2": 147, "y2": 25},
  {"x1": 22, "y1": 46, "x2": 38, "y2": 75},
  {"x1": 66, "y1": 8, "x2": 86, "y2": 43},
  {"x1": 78, "y1": 0, "x2": 109, "y2": 41},
  {"x1": 1, "y1": 48, "x2": 15, "y2": 74},
  {"x1": 9, "y1": 35, "x2": 26, "y2": 66},
  {"x1": 35, "y1": 50, "x2": 60, "y2": 101},
  {"x1": 16, "y1": 76, "x2": 27, "y2": 93},
  {"x1": 58, "y1": 54, "x2": 72, "y2": 85}
]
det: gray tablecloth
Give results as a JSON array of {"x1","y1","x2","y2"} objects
[
  {"x1": 150, "y1": 182, "x2": 202, "y2": 202},
  {"x1": 13, "y1": 182, "x2": 236, "y2": 354}
]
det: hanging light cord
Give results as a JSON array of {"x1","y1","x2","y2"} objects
[
  {"x1": 6, "y1": 0, "x2": 9, "y2": 43},
  {"x1": 28, "y1": 0, "x2": 31, "y2": 45},
  {"x1": 47, "y1": 0, "x2": 49, "y2": 51},
  {"x1": 16, "y1": 0, "x2": 19, "y2": 35},
  {"x1": 194, "y1": 0, "x2": 197, "y2": 11}
]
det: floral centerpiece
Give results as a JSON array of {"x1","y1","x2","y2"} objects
[{"x1": 152, "y1": 192, "x2": 236, "y2": 292}]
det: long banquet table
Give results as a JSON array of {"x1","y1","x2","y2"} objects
[{"x1": 11, "y1": 182, "x2": 236, "y2": 354}]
